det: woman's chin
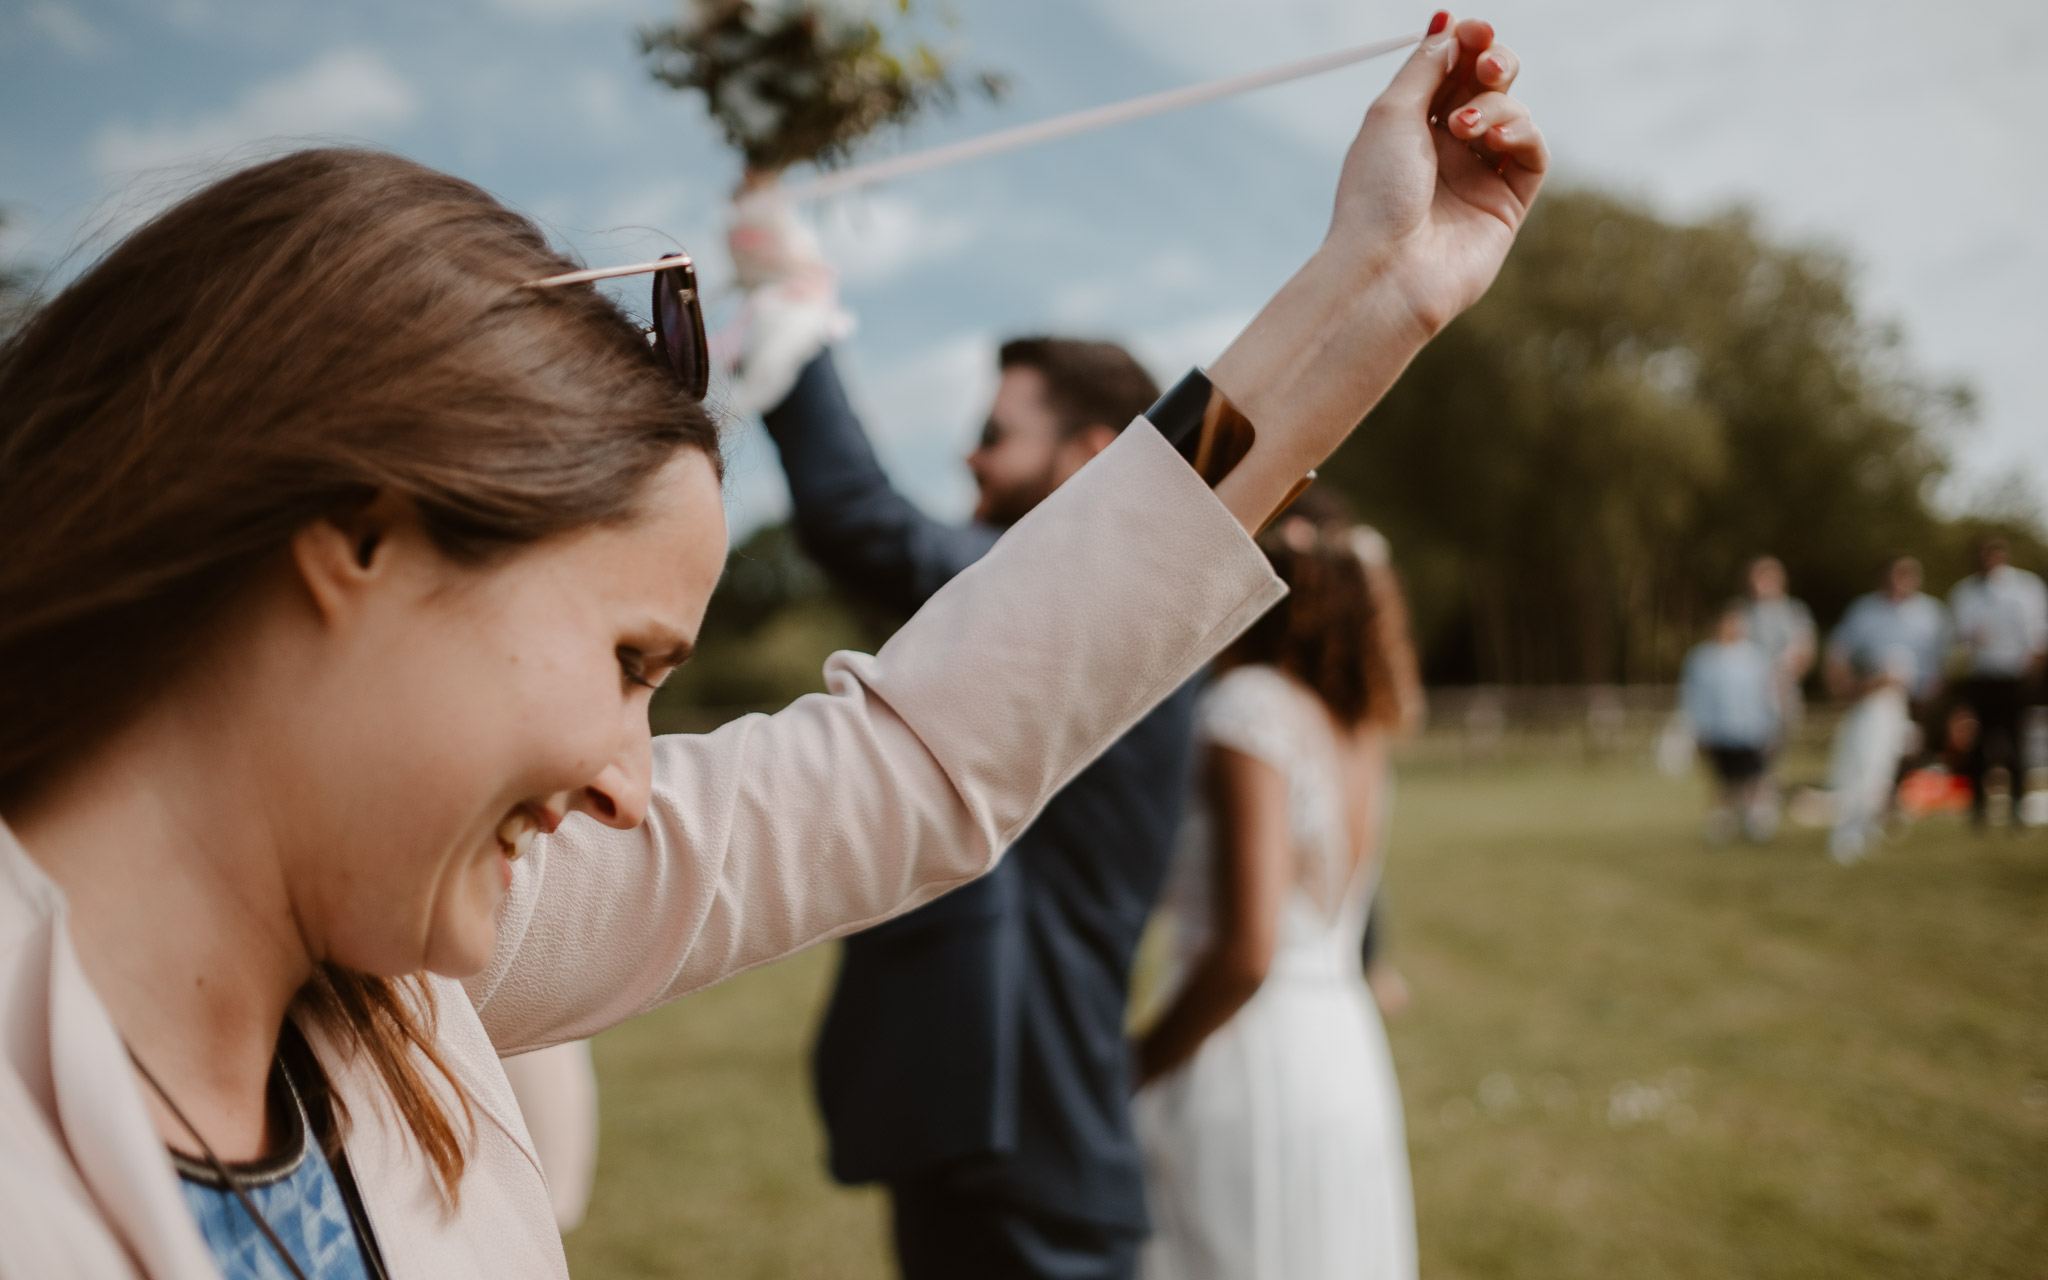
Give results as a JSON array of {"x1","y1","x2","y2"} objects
[
  {"x1": 420, "y1": 872, "x2": 508, "y2": 977},
  {"x1": 422, "y1": 926, "x2": 497, "y2": 980}
]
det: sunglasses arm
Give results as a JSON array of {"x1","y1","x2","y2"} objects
[{"x1": 524, "y1": 256, "x2": 692, "y2": 289}]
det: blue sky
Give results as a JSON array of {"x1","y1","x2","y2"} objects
[{"x1": 4, "y1": 0, "x2": 2042, "y2": 538}]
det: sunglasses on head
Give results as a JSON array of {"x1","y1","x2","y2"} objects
[{"x1": 524, "y1": 253, "x2": 709, "y2": 401}]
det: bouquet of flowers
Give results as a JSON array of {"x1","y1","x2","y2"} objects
[{"x1": 641, "y1": 0, "x2": 1007, "y2": 176}]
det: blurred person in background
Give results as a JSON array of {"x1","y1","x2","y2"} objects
[
  {"x1": 1681, "y1": 600, "x2": 1782, "y2": 843},
  {"x1": 1825, "y1": 556, "x2": 1950, "y2": 861},
  {"x1": 1134, "y1": 497, "x2": 1425, "y2": 1280},
  {"x1": 1743, "y1": 555, "x2": 1816, "y2": 769},
  {"x1": 723, "y1": 201, "x2": 1189, "y2": 1277},
  {"x1": 1948, "y1": 537, "x2": 2048, "y2": 828}
]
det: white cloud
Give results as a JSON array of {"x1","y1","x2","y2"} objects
[
  {"x1": 845, "y1": 332, "x2": 995, "y2": 522},
  {"x1": 859, "y1": 331, "x2": 997, "y2": 447},
  {"x1": 1048, "y1": 277, "x2": 1117, "y2": 327},
  {"x1": 26, "y1": 2, "x2": 105, "y2": 56},
  {"x1": 569, "y1": 65, "x2": 635, "y2": 132},
  {"x1": 1050, "y1": 248, "x2": 1213, "y2": 329},
  {"x1": 91, "y1": 47, "x2": 419, "y2": 175},
  {"x1": 714, "y1": 333, "x2": 996, "y2": 539},
  {"x1": 1132, "y1": 309, "x2": 1255, "y2": 386},
  {"x1": 1081, "y1": 0, "x2": 2048, "y2": 502},
  {"x1": 815, "y1": 192, "x2": 976, "y2": 286}
]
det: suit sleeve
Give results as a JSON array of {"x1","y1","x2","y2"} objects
[
  {"x1": 467, "y1": 421, "x2": 1287, "y2": 1053},
  {"x1": 760, "y1": 349, "x2": 999, "y2": 614}
]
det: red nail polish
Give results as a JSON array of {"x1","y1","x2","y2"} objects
[
  {"x1": 1456, "y1": 107, "x2": 1482, "y2": 128},
  {"x1": 1427, "y1": 10, "x2": 1449, "y2": 36}
]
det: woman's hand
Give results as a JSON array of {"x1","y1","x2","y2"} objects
[
  {"x1": 1207, "y1": 13, "x2": 1546, "y2": 531},
  {"x1": 1330, "y1": 16, "x2": 1546, "y2": 334}
]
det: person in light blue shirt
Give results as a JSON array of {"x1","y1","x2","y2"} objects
[
  {"x1": 1681, "y1": 601, "x2": 1781, "y2": 842},
  {"x1": 1826, "y1": 556, "x2": 1950, "y2": 705},
  {"x1": 1743, "y1": 555, "x2": 1817, "y2": 729}
]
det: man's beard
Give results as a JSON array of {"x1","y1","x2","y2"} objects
[{"x1": 977, "y1": 462, "x2": 1061, "y2": 528}]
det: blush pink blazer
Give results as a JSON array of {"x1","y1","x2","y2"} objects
[{"x1": 0, "y1": 421, "x2": 1284, "y2": 1279}]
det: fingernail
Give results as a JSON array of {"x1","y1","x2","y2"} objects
[
  {"x1": 1456, "y1": 106, "x2": 1482, "y2": 131},
  {"x1": 1427, "y1": 10, "x2": 1449, "y2": 36}
]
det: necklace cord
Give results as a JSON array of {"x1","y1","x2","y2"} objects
[{"x1": 127, "y1": 1046, "x2": 315, "y2": 1280}]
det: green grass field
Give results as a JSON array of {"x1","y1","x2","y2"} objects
[{"x1": 562, "y1": 759, "x2": 2048, "y2": 1279}]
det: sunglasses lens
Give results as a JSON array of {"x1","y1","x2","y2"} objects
[{"x1": 652, "y1": 260, "x2": 707, "y2": 400}]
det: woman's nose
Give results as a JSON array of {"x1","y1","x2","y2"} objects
[{"x1": 567, "y1": 733, "x2": 652, "y2": 831}]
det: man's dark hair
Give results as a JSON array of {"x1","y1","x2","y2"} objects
[{"x1": 998, "y1": 337, "x2": 1159, "y2": 438}]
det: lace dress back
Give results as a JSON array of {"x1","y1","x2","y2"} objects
[{"x1": 1162, "y1": 664, "x2": 1383, "y2": 987}]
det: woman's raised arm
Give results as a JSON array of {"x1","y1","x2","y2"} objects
[
  {"x1": 469, "y1": 12, "x2": 1544, "y2": 1053},
  {"x1": 469, "y1": 424, "x2": 1284, "y2": 1050}
]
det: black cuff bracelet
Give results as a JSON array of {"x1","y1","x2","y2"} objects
[
  {"x1": 1146, "y1": 367, "x2": 1258, "y2": 489},
  {"x1": 1147, "y1": 367, "x2": 1316, "y2": 530}
]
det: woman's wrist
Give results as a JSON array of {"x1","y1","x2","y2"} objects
[{"x1": 1205, "y1": 248, "x2": 1434, "y2": 530}]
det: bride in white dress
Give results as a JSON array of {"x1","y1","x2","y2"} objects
[{"x1": 1135, "y1": 500, "x2": 1424, "y2": 1280}]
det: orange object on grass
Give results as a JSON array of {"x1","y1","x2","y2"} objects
[{"x1": 1898, "y1": 767, "x2": 1971, "y2": 816}]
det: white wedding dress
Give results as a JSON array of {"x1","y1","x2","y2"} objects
[{"x1": 1136, "y1": 665, "x2": 1417, "y2": 1280}]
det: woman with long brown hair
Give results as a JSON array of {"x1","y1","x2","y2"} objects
[
  {"x1": 1134, "y1": 494, "x2": 1426, "y2": 1280},
  {"x1": 0, "y1": 17, "x2": 1543, "y2": 1278}
]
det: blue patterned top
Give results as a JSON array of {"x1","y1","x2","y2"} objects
[{"x1": 172, "y1": 1064, "x2": 372, "y2": 1280}]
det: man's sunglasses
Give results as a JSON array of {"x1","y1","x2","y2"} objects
[{"x1": 524, "y1": 253, "x2": 709, "y2": 400}]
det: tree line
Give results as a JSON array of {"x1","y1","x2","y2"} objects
[
  {"x1": 1320, "y1": 187, "x2": 2045, "y2": 685},
  {"x1": 652, "y1": 187, "x2": 2045, "y2": 715}
]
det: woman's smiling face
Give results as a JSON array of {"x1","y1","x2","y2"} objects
[{"x1": 270, "y1": 448, "x2": 728, "y2": 980}]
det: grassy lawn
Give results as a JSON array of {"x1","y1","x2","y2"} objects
[{"x1": 563, "y1": 759, "x2": 2048, "y2": 1279}]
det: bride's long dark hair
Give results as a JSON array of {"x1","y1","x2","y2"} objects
[
  {"x1": 1223, "y1": 487, "x2": 1424, "y2": 734},
  {"x1": 0, "y1": 148, "x2": 721, "y2": 1200}
]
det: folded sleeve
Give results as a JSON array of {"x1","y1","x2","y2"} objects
[{"x1": 468, "y1": 420, "x2": 1287, "y2": 1052}]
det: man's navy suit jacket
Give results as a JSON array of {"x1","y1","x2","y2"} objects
[{"x1": 762, "y1": 350, "x2": 1199, "y2": 1230}]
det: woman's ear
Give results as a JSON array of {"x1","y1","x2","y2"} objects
[{"x1": 289, "y1": 492, "x2": 412, "y2": 624}]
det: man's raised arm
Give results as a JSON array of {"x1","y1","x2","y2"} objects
[{"x1": 762, "y1": 349, "x2": 997, "y2": 615}]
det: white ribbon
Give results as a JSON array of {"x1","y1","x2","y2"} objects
[{"x1": 747, "y1": 30, "x2": 1423, "y2": 208}]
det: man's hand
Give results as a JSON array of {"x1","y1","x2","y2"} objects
[{"x1": 720, "y1": 182, "x2": 855, "y2": 418}]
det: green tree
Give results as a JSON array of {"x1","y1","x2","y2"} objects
[
  {"x1": 1321, "y1": 188, "x2": 2027, "y2": 685},
  {"x1": 663, "y1": 190, "x2": 2046, "y2": 714}
]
